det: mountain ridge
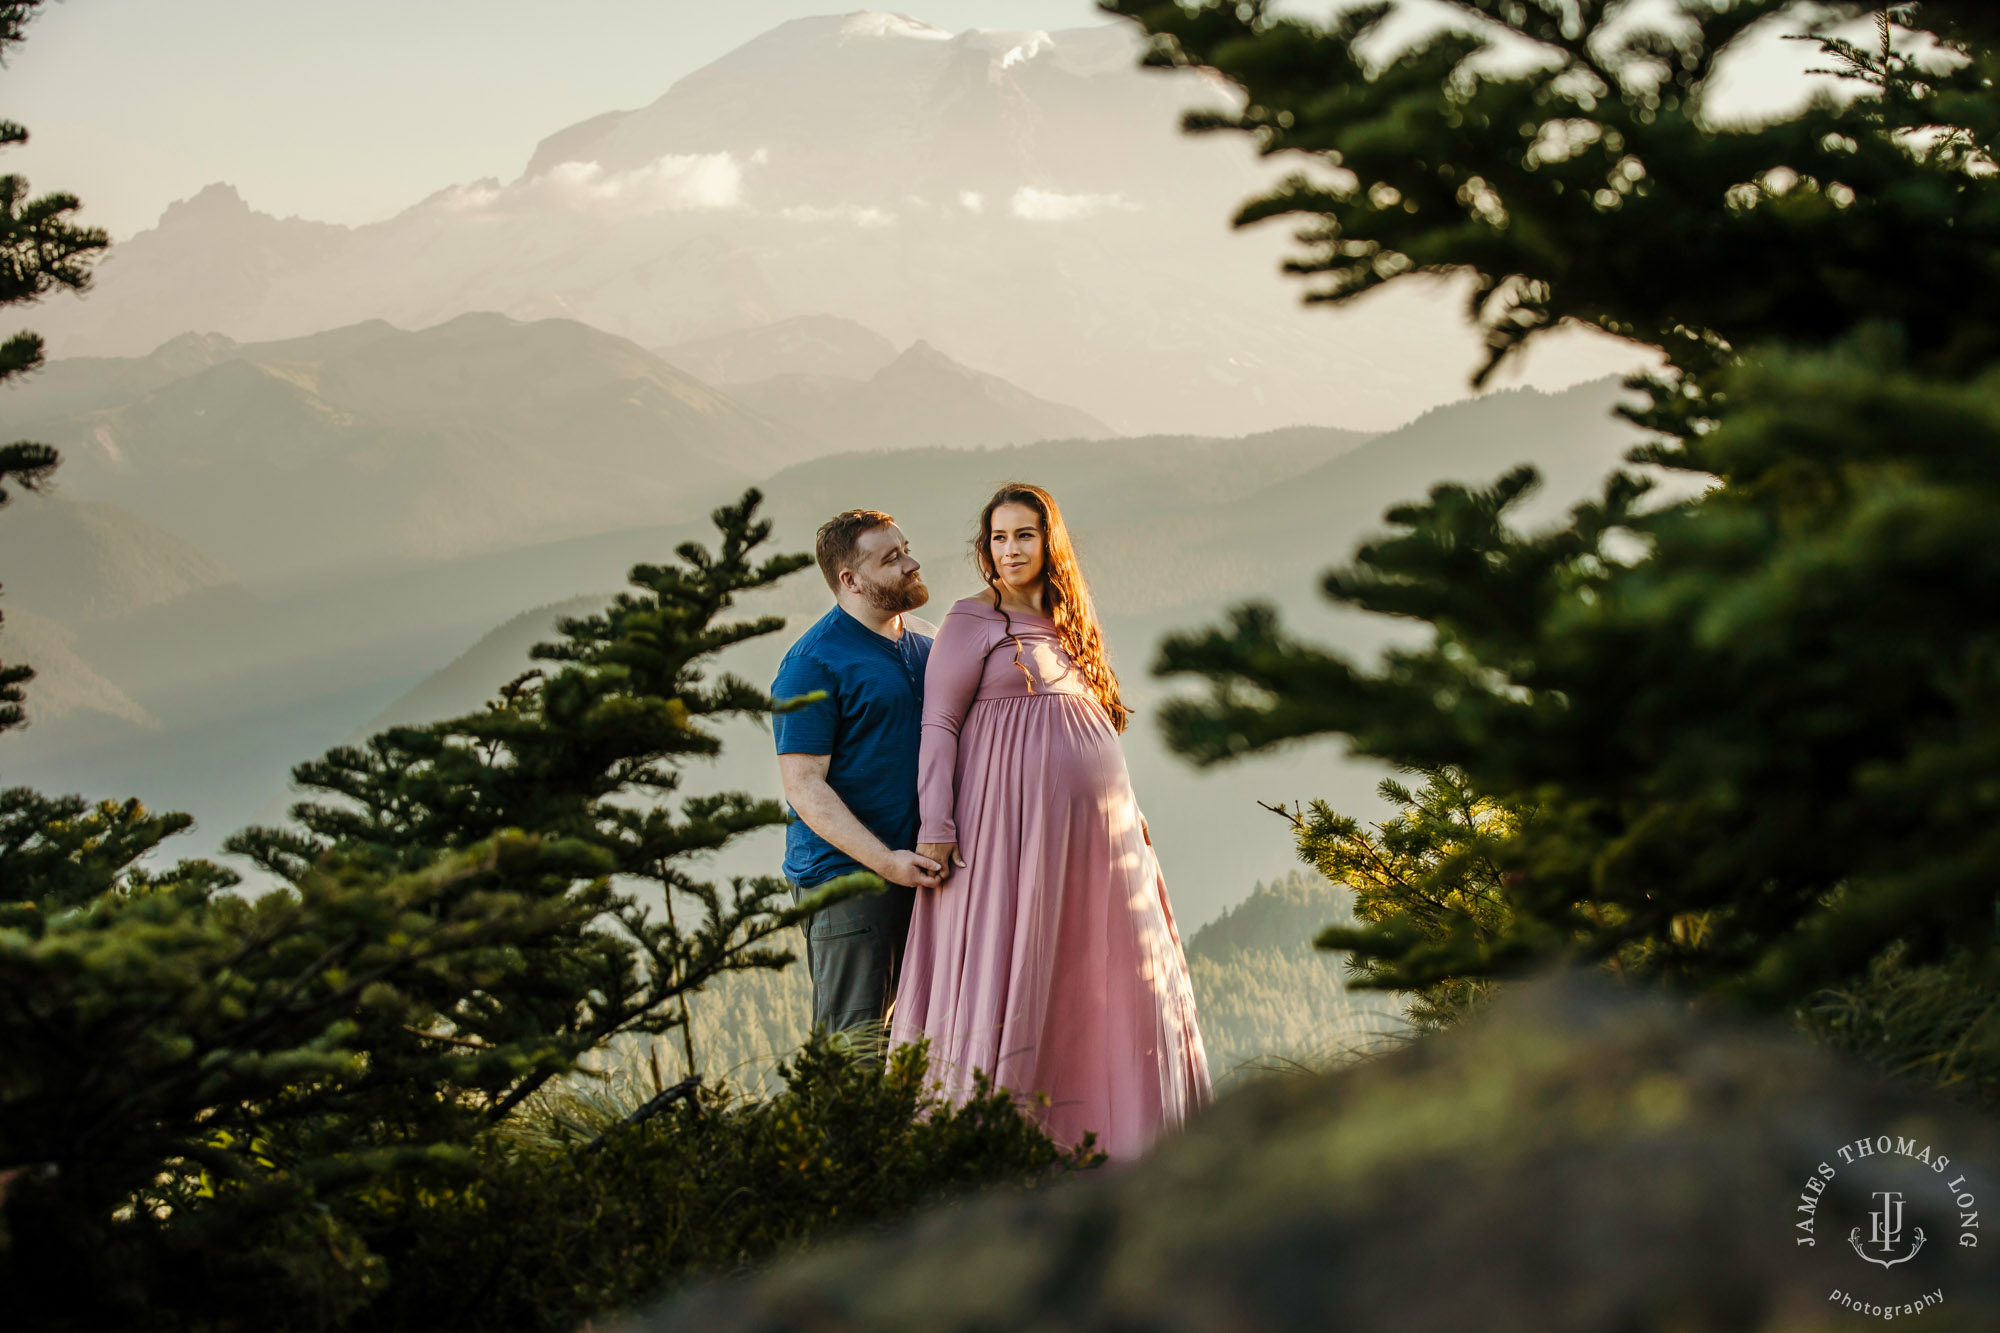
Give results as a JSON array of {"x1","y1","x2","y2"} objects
[
  {"x1": 0, "y1": 607, "x2": 156, "y2": 733},
  {"x1": 731, "y1": 336, "x2": 1113, "y2": 452},
  {"x1": 657, "y1": 314, "x2": 897, "y2": 385},
  {"x1": 1, "y1": 314, "x2": 815, "y2": 582},
  {"x1": 5, "y1": 311, "x2": 1125, "y2": 584},
  {"x1": 0, "y1": 491, "x2": 243, "y2": 622},
  {"x1": 21, "y1": 15, "x2": 1647, "y2": 435}
]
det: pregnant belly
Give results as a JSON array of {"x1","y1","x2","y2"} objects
[{"x1": 956, "y1": 694, "x2": 1136, "y2": 835}]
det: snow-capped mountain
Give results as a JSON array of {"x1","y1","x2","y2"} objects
[{"x1": 25, "y1": 12, "x2": 1639, "y2": 436}]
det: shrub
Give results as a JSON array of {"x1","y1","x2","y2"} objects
[{"x1": 352, "y1": 1037, "x2": 1098, "y2": 1333}]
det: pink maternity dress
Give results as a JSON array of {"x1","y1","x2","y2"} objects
[{"x1": 889, "y1": 595, "x2": 1212, "y2": 1161}]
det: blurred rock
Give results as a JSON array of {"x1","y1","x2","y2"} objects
[{"x1": 633, "y1": 964, "x2": 2000, "y2": 1332}]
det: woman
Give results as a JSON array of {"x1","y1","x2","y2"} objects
[{"x1": 889, "y1": 482, "x2": 1211, "y2": 1161}]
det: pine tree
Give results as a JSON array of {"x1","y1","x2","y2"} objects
[
  {"x1": 224, "y1": 492, "x2": 856, "y2": 1121},
  {"x1": 0, "y1": 0, "x2": 108, "y2": 734},
  {"x1": 1267, "y1": 767, "x2": 1525, "y2": 1031},
  {"x1": 1105, "y1": 0, "x2": 2000, "y2": 1010},
  {"x1": 2, "y1": 492, "x2": 897, "y2": 1328}
]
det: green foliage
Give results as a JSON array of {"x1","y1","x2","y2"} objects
[
  {"x1": 1113, "y1": 0, "x2": 2000, "y2": 1012},
  {"x1": 0, "y1": 491, "x2": 917, "y2": 1330},
  {"x1": 1107, "y1": 0, "x2": 1999, "y2": 383},
  {"x1": 225, "y1": 490, "x2": 844, "y2": 1111},
  {"x1": 0, "y1": 0, "x2": 108, "y2": 736},
  {"x1": 1798, "y1": 940, "x2": 2000, "y2": 1117},
  {"x1": 0, "y1": 435, "x2": 53, "y2": 741},
  {"x1": 358, "y1": 1037, "x2": 1096, "y2": 1333},
  {"x1": 0, "y1": 1, "x2": 105, "y2": 388},
  {"x1": 1269, "y1": 769, "x2": 1526, "y2": 1031}
]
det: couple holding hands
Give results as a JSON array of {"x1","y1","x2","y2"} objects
[{"x1": 772, "y1": 483, "x2": 1211, "y2": 1161}]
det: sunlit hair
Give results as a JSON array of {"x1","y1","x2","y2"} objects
[{"x1": 971, "y1": 482, "x2": 1129, "y2": 733}]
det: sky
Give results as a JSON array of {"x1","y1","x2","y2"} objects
[
  {"x1": 2, "y1": 1, "x2": 1125, "y2": 239},
  {"x1": 1, "y1": 0, "x2": 1842, "y2": 241}
]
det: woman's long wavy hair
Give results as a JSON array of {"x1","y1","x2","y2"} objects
[{"x1": 972, "y1": 482, "x2": 1130, "y2": 733}]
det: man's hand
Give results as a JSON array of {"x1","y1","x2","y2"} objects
[
  {"x1": 881, "y1": 848, "x2": 945, "y2": 890},
  {"x1": 781, "y1": 752, "x2": 942, "y2": 888},
  {"x1": 916, "y1": 841, "x2": 966, "y2": 886}
]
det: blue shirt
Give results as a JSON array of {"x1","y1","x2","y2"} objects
[{"x1": 771, "y1": 605, "x2": 935, "y2": 887}]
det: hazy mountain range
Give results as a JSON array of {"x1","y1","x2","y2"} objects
[
  {"x1": 1, "y1": 372, "x2": 1658, "y2": 926},
  {"x1": 727, "y1": 338, "x2": 1111, "y2": 451},
  {"x1": 657, "y1": 314, "x2": 897, "y2": 385},
  {"x1": 0, "y1": 492, "x2": 242, "y2": 738},
  {"x1": 0, "y1": 312, "x2": 1114, "y2": 580},
  {"x1": 24, "y1": 13, "x2": 1642, "y2": 436}
]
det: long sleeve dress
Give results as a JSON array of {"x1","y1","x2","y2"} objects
[{"x1": 889, "y1": 595, "x2": 1212, "y2": 1161}]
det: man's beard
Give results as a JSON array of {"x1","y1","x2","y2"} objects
[{"x1": 862, "y1": 571, "x2": 929, "y2": 614}]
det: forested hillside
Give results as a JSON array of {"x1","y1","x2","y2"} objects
[{"x1": 1183, "y1": 872, "x2": 1409, "y2": 1082}]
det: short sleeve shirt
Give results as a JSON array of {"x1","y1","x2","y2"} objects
[{"x1": 771, "y1": 605, "x2": 934, "y2": 887}]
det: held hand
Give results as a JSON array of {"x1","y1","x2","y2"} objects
[
  {"x1": 881, "y1": 848, "x2": 944, "y2": 890},
  {"x1": 915, "y1": 841, "x2": 966, "y2": 886}
]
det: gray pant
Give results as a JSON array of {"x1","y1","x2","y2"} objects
[{"x1": 794, "y1": 879, "x2": 916, "y2": 1038}]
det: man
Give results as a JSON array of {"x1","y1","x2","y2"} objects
[{"x1": 772, "y1": 508, "x2": 943, "y2": 1038}]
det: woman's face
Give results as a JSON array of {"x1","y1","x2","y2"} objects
[{"x1": 987, "y1": 501, "x2": 1046, "y2": 591}]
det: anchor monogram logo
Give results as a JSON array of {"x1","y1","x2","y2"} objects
[{"x1": 1849, "y1": 1190, "x2": 1927, "y2": 1269}]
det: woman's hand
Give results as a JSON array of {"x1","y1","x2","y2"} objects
[{"x1": 916, "y1": 841, "x2": 966, "y2": 886}]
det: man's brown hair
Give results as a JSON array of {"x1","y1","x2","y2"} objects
[{"x1": 815, "y1": 508, "x2": 897, "y2": 592}]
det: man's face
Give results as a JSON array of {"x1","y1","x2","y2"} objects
[{"x1": 846, "y1": 523, "x2": 928, "y2": 613}]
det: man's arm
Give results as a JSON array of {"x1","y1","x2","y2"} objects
[{"x1": 778, "y1": 752, "x2": 942, "y2": 890}]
